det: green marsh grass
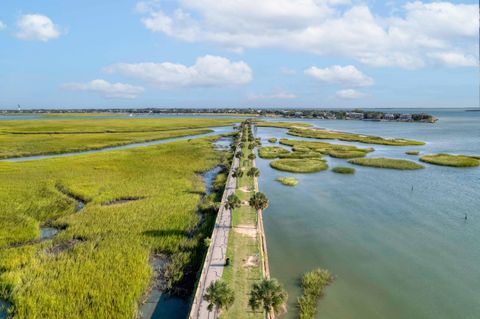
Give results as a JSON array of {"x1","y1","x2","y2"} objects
[
  {"x1": 279, "y1": 139, "x2": 373, "y2": 158},
  {"x1": 258, "y1": 146, "x2": 290, "y2": 159},
  {"x1": 406, "y1": 151, "x2": 420, "y2": 155},
  {"x1": 287, "y1": 127, "x2": 424, "y2": 146},
  {"x1": 0, "y1": 135, "x2": 228, "y2": 318},
  {"x1": 297, "y1": 268, "x2": 333, "y2": 319},
  {"x1": 349, "y1": 158, "x2": 424, "y2": 170},
  {"x1": 275, "y1": 177, "x2": 299, "y2": 186},
  {"x1": 420, "y1": 154, "x2": 480, "y2": 167},
  {"x1": 332, "y1": 167, "x2": 355, "y2": 174},
  {"x1": 270, "y1": 158, "x2": 328, "y2": 173}
]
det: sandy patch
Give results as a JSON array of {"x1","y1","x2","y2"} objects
[
  {"x1": 239, "y1": 186, "x2": 251, "y2": 193},
  {"x1": 243, "y1": 255, "x2": 259, "y2": 268},
  {"x1": 234, "y1": 224, "x2": 257, "y2": 238}
]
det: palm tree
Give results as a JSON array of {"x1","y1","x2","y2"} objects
[
  {"x1": 203, "y1": 280, "x2": 235, "y2": 315},
  {"x1": 232, "y1": 168, "x2": 244, "y2": 178},
  {"x1": 249, "y1": 192, "x2": 269, "y2": 210},
  {"x1": 248, "y1": 278, "x2": 288, "y2": 315},
  {"x1": 235, "y1": 151, "x2": 243, "y2": 159},
  {"x1": 248, "y1": 153, "x2": 256, "y2": 160},
  {"x1": 247, "y1": 167, "x2": 260, "y2": 177},
  {"x1": 248, "y1": 143, "x2": 255, "y2": 150},
  {"x1": 226, "y1": 194, "x2": 241, "y2": 210}
]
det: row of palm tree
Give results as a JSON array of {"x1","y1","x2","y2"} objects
[{"x1": 203, "y1": 278, "x2": 288, "y2": 316}]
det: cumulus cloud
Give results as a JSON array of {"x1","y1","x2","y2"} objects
[
  {"x1": 427, "y1": 51, "x2": 477, "y2": 67},
  {"x1": 104, "y1": 55, "x2": 252, "y2": 88},
  {"x1": 248, "y1": 91, "x2": 297, "y2": 100},
  {"x1": 136, "y1": 0, "x2": 478, "y2": 68},
  {"x1": 0, "y1": 21, "x2": 6, "y2": 31},
  {"x1": 15, "y1": 14, "x2": 61, "y2": 41},
  {"x1": 305, "y1": 65, "x2": 374, "y2": 87},
  {"x1": 335, "y1": 89, "x2": 366, "y2": 99},
  {"x1": 62, "y1": 79, "x2": 144, "y2": 99}
]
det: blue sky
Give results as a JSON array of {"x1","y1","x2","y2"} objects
[{"x1": 0, "y1": 0, "x2": 478, "y2": 109}]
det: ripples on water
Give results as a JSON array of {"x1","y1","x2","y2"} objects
[{"x1": 257, "y1": 110, "x2": 480, "y2": 319}]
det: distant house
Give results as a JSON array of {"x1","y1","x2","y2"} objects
[
  {"x1": 399, "y1": 114, "x2": 413, "y2": 121},
  {"x1": 294, "y1": 111, "x2": 303, "y2": 117},
  {"x1": 383, "y1": 113, "x2": 395, "y2": 121},
  {"x1": 346, "y1": 112, "x2": 364, "y2": 120}
]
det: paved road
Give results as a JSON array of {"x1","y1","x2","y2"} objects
[{"x1": 191, "y1": 155, "x2": 239, "y2": 319}]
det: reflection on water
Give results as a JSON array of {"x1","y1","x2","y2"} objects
[
  {"x1": 40, "y1": 227, "x2": 59, "y2": 240},
  {"x1": 256, "y1": 110, "x2": 480, "y2": 319}
]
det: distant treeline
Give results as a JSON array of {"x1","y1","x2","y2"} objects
[{"x1": 1, "y1": 108, "x2": 437, "y2": 123}]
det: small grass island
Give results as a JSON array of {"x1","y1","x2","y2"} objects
[
  {"x1": 270, "y1": 158, "x2": 328, "y2": 173},
  {"x1": 332, "y1": 167, "x2": 356, "y2": 174},
  {"x1": 420, "y1": 154, "x2": 480, "y2": 167},
  {"x1": 258, "y1": 146, "x2": 290, "y2": 159},
  {"x1": 275, "y1": 177, "x2": 299, "y2": 186},
  {"x1": 268, "y1": 137, "x2": 278, "y2": 143},
  {"x1": 406, "y1": 151, "x2": 420, "y2": 155},
  {"x1": 349, "y1": 158, "x2": 424, "y2": 170}
]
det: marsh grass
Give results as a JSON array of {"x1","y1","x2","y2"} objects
[
  {"x1": 270, "y1": 158, "x2": 328, "y2": 173},
  {"x1": 287, "y1": 127, "x2": 424, "y2": 146},
  {"x1": 297, "y1": 268, "x2": 333, "y2": 319},
  {"x1": 332, "y1": 167, "x2": 355, "y2": 174},
  {"x1": 268, "y1": 138, "x2": 277, "y2": 143},
  {"x1": 0, "y1": 135, "x2": 228, "y2": 318},
  {"x1": 280, "y1": 139, "x2": 373, "y2": 159},
  {"x1": 258, "y1": 147, "x2": 290, "y2": 159},
  {"x1": 275, "y1": 177, "x2": 299, "y2": 186},
  {"x1": 420, "y1": 154, "x2": 480, "y2": 167},
  {"x1": 406, "y1": 151, "x2": 420, "y2": 155},
  {"x1": 255, "y1": 121, "x2": 312, "y2": 129},
  {"x1": 349, "y1": 158, "x2": 424, "y2": 170}
]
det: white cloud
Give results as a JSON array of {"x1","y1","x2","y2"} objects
[
  {"x1": 427, "y1": 51, "x2": 477, "y2": 67},
  {"x1": 248, "y1": 91, "x2": 297, "y2": 100},
  {"x1": 305, "y1": 65, "x2": 373, "y2": 87},
  {"x1": 0, "y1": 21, "x2": 6, "y2": 31},
  {"x1": 62, "y1": 79, "x2": 144, "y2": 99},
  {"x1": 104, "y1": 55, "x2": 252, "y2": 88},
  {"x1": 137, "y1": 1, "x2": 478, "y2": 68},
  {"x1": 15, "y1": 14, "x2": 61, "y2": 41},
  {"x1": 335, "y1": 89, "x2": 366, "y2": 99}
]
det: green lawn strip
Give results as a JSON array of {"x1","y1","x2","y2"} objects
[
  {"x1": 349, "y1": 158, "x2": 424, "y2": 170},
  {"x1": 287, "y1": 127, "x2": 424, "y2": 146},
  {"x1": 419, "y1": 154, "x2": 480, "y2": 167},
  {"x1": 0, "y1": 136, "x2": 227, "y2": 318}
]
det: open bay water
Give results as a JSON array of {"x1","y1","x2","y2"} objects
[{"x1": 256, "y1": 109, "x2": 480, "y2": 319}]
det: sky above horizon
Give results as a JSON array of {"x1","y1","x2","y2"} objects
[{"x1": 0, "y1": 0, "x2": 478, "y2": 109}]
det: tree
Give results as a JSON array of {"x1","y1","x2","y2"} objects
[
  {"x1": 232, "y1": 168, "x2": 244, "y2": 178},
  {"x1": 249, "y1": 192, "x2": 269, "y2": 210},
  {"x1": 248, "y1": 143, "x2": 255, "y2": 150},
  {"x1": 235, "y1": 151, "x2": 243, "y2": 159},
  {"x1": 248, "y1": 153, "x2": 256, "y2": 160},
  {"x1": 203, "y1": 280, "x2": 235, "y2": 314},
  {"x1": 226, "y1": 194, "x2": 241, "y2": 210},
  {"x1": 247, "y1": 167, "x2": 260, "y2": 177},
  {"x1": 248, "y1": 278, "x2": 287, "y2": 314}
]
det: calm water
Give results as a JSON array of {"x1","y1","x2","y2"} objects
[{"x1": 256, "y1": 109, "x2": 480, "y2": 319}]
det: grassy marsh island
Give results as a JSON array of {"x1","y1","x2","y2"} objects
[
  {"x1": 0, "y1": 118, "x2": 238, "y2": 158},
  {"x1": 258, "y1": 146, "x2": 290, "y2": 159},
  {"x1": 420, "y1": 154, "x2": 480, "y2": 167},
  {"x1": 287, "y1": 127, "x2": 425, "y2": 146},
  {"x1": 270, "y1": 158, "x2": 328, "y2": 173},
  {"x1": 255, "y1": 121, "x2": 312, "y2": 129},
  {"x1": 332, "y1": 167, "x2": 356, "y2": 174},
  {"x1": 275, "y1": 177, "x2": 299, "y2": 186},
  {"x1": 268, "y1": 137, "x2": 278, "y2": 143},
  {"x1": 297, "y1": 268, "x2": 333, "y2": 319},
  {"x1": 280, "y1": 139, "x2": 374, "y2": 159},
  {"x1": 0, "y1": 135, "x2": 229, "y2": 318},
  {"x1": 349, "y1": 158, "x2": 425, "y2": 170},
  {"x1": 406, "y1": 151, "x2": 420, "y2": 155}
]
